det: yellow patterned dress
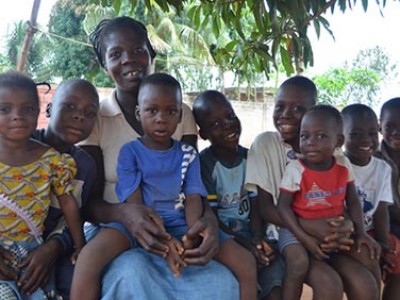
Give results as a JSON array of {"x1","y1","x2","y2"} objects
[{"x1": 0, "y1": 147, "x2": 76, "y2": 300}]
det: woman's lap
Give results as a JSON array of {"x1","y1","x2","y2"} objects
[{"x1": 101, "y1": 247, "x2": 239, "y2": 300}]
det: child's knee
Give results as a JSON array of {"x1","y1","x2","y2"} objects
[{"x1": 284, "y1": 246, "x2": 309, "y2": 278}]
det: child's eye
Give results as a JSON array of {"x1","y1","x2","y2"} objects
[
  {"x1": 0, "y1": 106, "x2": 11, "y2": 113},
  {"x1": 274, "y1": 105, "x2": 283, "y2": 112},
  {"x1": 64, "y1": 103, "x2": 76, "y2": 110},
  {"x1": 293, "y1": 105, "x2": 305, "y2": 113},
  {"x1": 22, "y1": 105, "x2": 38, "y2": 113},
  {"x1": 169, "y1": 109, "x2": 178, "y2": 115},
  {"x1": 85, "y1": 111, "x2": 97, "y2": 119},
  {"x1": 228, "y1": 112, "x2": 237, "y2": 120},
  {"x1": 316, "y1": 134, "x2": 326, "y2": 139},
  {"x1": 210, "y1": 120, "x2": 221, "y2": 129},
  {"x1": 300, "y1": 134, "x2": 308, "y2": 140},
  {"x1": 133, "y1": 48, "x2": 145, "y2": 54}
]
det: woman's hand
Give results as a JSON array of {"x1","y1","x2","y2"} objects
[
  {"x1": 17, "y1": 240, "x2": 63, "y2": 295},
  {"x1": 182, "y1": 213, "x2": 219, "y2": 266},
  {"x1": 0, "y1": 247, "x2": 17, "y2": 281},
  {"x1": 121, "y1": 202, "x2": 171, "y2": 256}
]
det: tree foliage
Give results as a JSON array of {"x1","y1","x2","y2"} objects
[
  {"x1": 47, "y1": 0, "x2": 113, "y2": 85},
  {"x1": 313, "y1": 46, "x2": 397, "y2": 107},
  {"x1": 87, "y1": 0, "x2": 398, "y2": 83}
]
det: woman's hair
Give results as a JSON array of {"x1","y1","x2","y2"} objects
[
  {"x1": 0, "y1": 70, "x2": 39, "y2": 105},
  {"x1": 89, "y1": 16, "x2": 156, "y2": 68}
]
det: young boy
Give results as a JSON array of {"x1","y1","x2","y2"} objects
[
  {"x1": 245, "y1": 76, "x2": 361, "y2": 299},
  {"x1": 277, "y1": 105, "x2": 380, "y2": 300},
  {"x1": 374, "y1": 98, "x2": 400, "y2": 299},
  {"x1": 71, "y1": 74, "x2": 257, "y2": 300},
  {"x1": 32, "y1": 79, "x2": 99, "y2": 298},
  {"x1": 192, "y1": 90, "x2": 285, "y2": 300}
]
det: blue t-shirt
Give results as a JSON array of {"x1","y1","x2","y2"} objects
[
  {"x1": 116, "y1": 139, "x2": 207, "y2": 228},
  {"x1": 200, "y1": 146, "x2": 255, "y2": 233}
]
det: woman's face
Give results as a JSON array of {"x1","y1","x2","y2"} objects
[{"x1": 102, "y1": 27, "x2": 152, "y2": 92}]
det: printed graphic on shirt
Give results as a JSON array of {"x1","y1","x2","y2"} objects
[
  {"x1": 304, "y1": 182, "x2": 346, "y2": 208},
  {"x1": 356, "y1": 186, "x2": 376, "y2": 229}
]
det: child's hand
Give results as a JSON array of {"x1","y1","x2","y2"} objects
[
  {"x1": 71, "y1": 246, "x2": 84, "y2": 265},
  {"x1": 165, "y1": 237, "x2": 186, "y2": 277},
  {"x1": 381, "y1": 244, "x2": 397, "y2": 281},
  {"x1": 182, "y1": 233, "x2": 201, "y2": 250},
  {"x1": 355, "y1": 233, "x2": 381, "y2": 260},
  {"x1": 303, "y1": 235, "x2": 330, "y2": 260},
  {"x1": 251, "y1": 237, "x2": 275, "y2": 267},
  {"x1": 0, "y1": 247, "x2": 17, "y2": 281}
]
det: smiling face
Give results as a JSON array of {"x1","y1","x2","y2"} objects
[
  {"x1": 300, "y1": 113, "x2": 343, "y2": 170},
  {"x1": 381, "y1": 106, "x2": 400, "y2": 152},
  {"x1": 344, "y1": 113, "x2": 379, "y2": 166},
  {"x1": 199, "y1": 98, "x2": 241, "y2": 152},
  {"x1": 102, "y1": 27, "x2": 152, "y2": 92},
  {"x1": 273, "y1": 85, "x2": 314, "y2": 149},
  {"x1": 137, "y1": 83, "x2": 182, "y2": 150},
  {"x1": 0, "y1": 87, "x2": 39, "y2": 143},
  {"x1": 47, "y1": 81, "x2": 99, "y2": 146}
]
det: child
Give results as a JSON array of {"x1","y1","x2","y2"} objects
[
  {"x1": 71, "y1": 73, "x2": 257, "y2": 300},
  {"x1": 277, "y1": 104, "x2": 380, "y2": 300},
  {"x1": 0, "y1": 71, "x2": 85, "y2": 299},
  {"x1": 31, "y1": 79, "x2": 99, "y2": 298},
  {"x1": 192, "y1": 90, "x2": 285, "y2": 300},
  {"x1": 374, "y1": 98, "x2": 400, "y2": 299}
]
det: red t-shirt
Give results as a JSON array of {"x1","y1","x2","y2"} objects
[{"x1": 279, "y1": 155, "x2": 354, "y2": 219}]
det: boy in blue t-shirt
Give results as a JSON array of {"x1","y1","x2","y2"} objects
[{"x1": 193, "y1": 90, "x2": 285, "y2": 300}]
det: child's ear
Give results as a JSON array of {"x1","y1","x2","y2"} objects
[
  {"x1": 45, "y1": 103, "x2": 52, "y2": 118},
  {"x1": 336, "y1": 133, "x2": 345, "y2": 148},
  {"x1": 135, "y1": 105, "x2": 140, "y2": 121},
  {"x1": 199, "y1": 128, "x2": 208, "y2": 140}
]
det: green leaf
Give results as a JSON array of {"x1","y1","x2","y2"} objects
[{"x1": 280, "y1": 46, "x2": 294, "y2": 75}]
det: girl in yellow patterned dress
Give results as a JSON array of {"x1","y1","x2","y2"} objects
[{"x1": 0, "y1": 71, "x2": 85, "y2": 300}]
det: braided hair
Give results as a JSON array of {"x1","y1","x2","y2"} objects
[{"x1": 89, "y1": 16, "x2": 156, "y2": 68}]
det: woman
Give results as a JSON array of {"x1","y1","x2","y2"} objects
[{"x1": 79, "y1": 17, "x2": 239, "y2": 299}]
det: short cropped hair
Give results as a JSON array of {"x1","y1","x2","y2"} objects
[
  {"x1": 380, "y1": 97, "x2": 400, "y2": 119},
  {"x1": 341, "y1": 103, "x2": 378, "y2": 123},
  {"x1": 279, "y1": 75, "x2": 318, "y2": 105},
  {"x1": 304, "y1": 104, "x2": 343, "y2": 132}
]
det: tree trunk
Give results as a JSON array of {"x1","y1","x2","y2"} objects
[{"x1": 17, "y1": 0, "x2": 41, "y2": 72}]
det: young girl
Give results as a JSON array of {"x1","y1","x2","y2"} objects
[
  {"x1": 277, "y1": 105, "x2": 380, "y2": 300},
  {"x1": 0, "y1": 71, "x2": 85, "y2": 299},
  {"x1": 71, "y1": 73, "x2": 257, "y2": 300}
]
